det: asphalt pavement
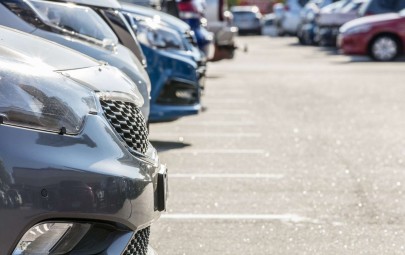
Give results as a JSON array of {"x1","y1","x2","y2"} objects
[{"x1": 149, "y1": 36, "x2": 405, "y2": 255}]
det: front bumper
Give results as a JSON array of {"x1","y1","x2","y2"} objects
[
  {"x1": 337, "y1": 33, "x2": 369, "y2": 55},
  {"x1": 142, "y1": 45, "x2": 202, "y2": 122},
  {"x1": 0, "y1": 115, "x2": 166, "y2": 254},
  {"x1": 316, "y1": 26, "x2": 340, "y2": 46},
  {"x1": 209, "y1": 25, "x2": 238, "y2": 61}
]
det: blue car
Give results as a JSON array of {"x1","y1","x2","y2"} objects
[
  {"x1": 120, "y1": 0, "x2": 214, "y2": 58},
  {"x1": 121, "y1": 2, "x2": 207, "y2": 91},
  {"x1": 124, "y1": 13, "x2": 202, "y2": 122}
]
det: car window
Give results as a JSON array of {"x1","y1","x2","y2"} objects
[
  {"x1": 28, "y1": 0, "x2": 118, "y2": 43},
  {"x1": 341, "y1": 1, "x2": 363, "y2": 12},
  {"x1": 232, "y1": 12, "x2": 256, "y2": 20},
  {"x1": 362, "y1": 0, "x2": 398, "y2": 14},
  {"x1": 98, "y1": 9, "x2": 146, "y2": 65},
  {"x1": 265, "y1": 19, "x2": 273, "y2": 26},
  {"x1": 395, "y1": 1, "x2": 405, "y2": 10},
  {"x1": 1, "y1": 0, "x2": 47, "y2": 30},
  {"x1": 298, "y1": 0, "x2": 310, "y2": 7}
]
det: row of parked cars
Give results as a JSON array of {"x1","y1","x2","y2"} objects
[
  {"x1": 0, "y1": 0, "x2": 237, "y2": 254},
  {"x1": 270, "y1": 0, "x2": 405, "y2": 61}
]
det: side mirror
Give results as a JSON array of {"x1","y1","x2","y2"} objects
[{"x1": 102, "y1": 38, "x2": 116, "y2": 51}]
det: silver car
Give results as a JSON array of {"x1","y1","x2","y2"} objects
[
  {"x1": 0, "y1": 25, "x2": 166, "y2": 255},
  {"x1": 231, "y1": 5, "x2": 262, "y2": 35}
]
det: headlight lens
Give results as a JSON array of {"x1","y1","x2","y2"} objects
[
  {"x1": 135, "y1": 19, "x2": 185, "y2": 50},
  {"x1": 340, "y1": 24, "x2": 371, "y2": 35},
  {"x1": 13, "y1": 222, "x2": 90, "y2": 255},
  {"x1": 0, "y1": 60, "x2": 97, "y2": 135}
]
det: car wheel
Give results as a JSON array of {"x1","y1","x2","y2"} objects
[{"x1": 370, "y1": 36, "x2": 399, "y2": 61}]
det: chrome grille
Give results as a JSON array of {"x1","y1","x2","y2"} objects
[
  {"x1": 123, "y1": 227, "x2": 150, "y2": 255},
  {"x1": 100, "y1": 99, "x2": 148, "y2": 154},
  {"x1": 184, "y1": 30, "x2": 197, "y2": 47}
]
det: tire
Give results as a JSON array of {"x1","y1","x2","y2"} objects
[{"x1": 369, "y1": 35, "x2": 400, "y2": 61}]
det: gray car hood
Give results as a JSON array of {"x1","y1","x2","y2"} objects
[
  {"x1": 0, "y1": 26, "x2": 99, "y2": 70},
  {"x1": 0, "y1": 26, "x2": 143, "y2": 106}
]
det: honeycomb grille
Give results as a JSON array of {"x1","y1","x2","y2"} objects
[
  {"x1": 100, "y1": 99, "x2": 148, "y2": 154},
  {"x1": 123, "y1": 227, "x2": 150, "y2": 255}
]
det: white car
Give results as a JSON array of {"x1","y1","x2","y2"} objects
[
  {"x1": 205, "y1": 0, "x2": 238, "y2": 60},
  {"x1": 278, "y1": 0, "x2": 310, "y2": 35},
  {"x1": 261, "y1": 14, "x2": 278, "y2": 36}
]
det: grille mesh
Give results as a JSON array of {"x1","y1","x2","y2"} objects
[
  {"x1": 123, "y1": 227, "x2": 151, "y2": 255},
  {"x1": 100, "y1": 99, "x2": 148, "y2": 154}
]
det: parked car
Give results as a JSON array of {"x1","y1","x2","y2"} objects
[
  {"x1": 277, "y1": 0, "x2": 310, "y2": 35},
  {"x1": 338, "y1": 10, "x2": 405, "y2": 61},
  {"x1": 0, "y1": 25, "x2": 167, "y2": 255},
  {"x1": 359, "y1": 0, "x2": 405, "y2": 16},
  {"x1": 120, "y1": 2, "x2": 207, "y2": 87},
  {"x1": 231, "y1": 5, "x2": 262, "y2": 35},
  {"x1": 168, "y1": 0, "x2": 215, "y2": 59},
  {"x1": 205, "y1": 0, "x2": 238, "y2": 61},
  {"x1": 124, "y1": 16, "x2": 203, "y2": 122},
  {"x1": 0, "y1": 0, "x2": 152, "y2": 120},
  {"x1": 272, "y1": 2, "x2": 285, "y2": 35},
  {"x1": 296, "y1": 0, "x2": 340, "y2": 45},
  {"x1": 315, "y1": 0, "x2": 366, "y2": 46},
  {"x1": 261, "y1": 13, "x2": 278, "y2": 36}
]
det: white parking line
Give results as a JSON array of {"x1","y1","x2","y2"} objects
[
  {"x1": 151, "y1": 133, "x2": 261, "y2": 138},
  {"x1": 170, "y1": 149, "x2": 266, "y2": 154},
  {"x1": 203, "y1": 99, "x2": 249, "y2": 103},
  {"x1": 208, "y1": 110, "x2": 250, "y2": 115},
  {"x1": 177, "y1": 121, "x2": 255, "y2": 126},
  {"x1": 161, "y1": 214, "x2": 317, "y2": 223},
  {"x1": 170, "y1": 173, "x2": 284, "y2": 179}
]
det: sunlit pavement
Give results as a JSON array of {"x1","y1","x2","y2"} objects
[{"x1": 149, "y1": 36, "x2": 405, "y2": 255}]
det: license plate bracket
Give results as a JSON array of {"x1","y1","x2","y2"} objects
[{"x1": 157, "y1": 165, "x2": 168, "y2": 212}]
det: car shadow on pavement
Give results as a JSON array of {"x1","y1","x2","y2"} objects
[
  {"x1": 150, "y1": 140, "x2": 191, "y2": 153},
  {"x1": 319, "y1": 46, "x2": 340, "y2": 56},
  {"x1": 338, "y1": 56, "x2": 405, "y2": 63}
]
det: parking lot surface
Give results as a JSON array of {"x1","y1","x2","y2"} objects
[{"x1": 149, "y1": 36, "x2": 405, "y2": 254}]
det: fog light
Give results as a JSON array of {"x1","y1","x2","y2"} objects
[
  {"x1": 175, "y1": 90, "x2": 193, "y2": 100},
  {"x1": 13, "y1": 222, "x2": 90, "y2": 255}
]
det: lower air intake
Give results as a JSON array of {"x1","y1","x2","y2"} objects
[{"x1": 123, "y1": 227, "x2": 151, "y2": 255}]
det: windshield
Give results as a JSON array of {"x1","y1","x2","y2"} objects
[
  {"x1": 28, "y1": 0, "x2": 118, "y2": 44},
  {"x1": 341, "y1": 1, "x2": 364, "y2": 13},
  {"x1": 232, "y1": 12, "x2": 257, "y2": 20}
]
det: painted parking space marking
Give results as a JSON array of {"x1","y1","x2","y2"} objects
[
  {"x1": 177, "y1": 121, "x2": 256, "y2": 126},
  {"x1": 161, "y1": 214, "x2": 318, "y2": 223},
  {"x1": 169, "y1": 173, "x2": 284, "y2": 179},
  {"x1": 169, "y1": 149, "x2": 266, "y2": 154},
  {"x1": 151, "y1": 132, "x2": 261, "y2": 138}
]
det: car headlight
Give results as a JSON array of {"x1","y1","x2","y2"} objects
[
  {"x1": 13, "y1": 222, "x2": 90, "y2": 255},
  {"x1": 340, "y1": 24, "x2": 371, "y2": 35},
  {"x1": 135, "y1": 19, "x2": 185, "y2": 50},
  {"x1": 0, "y1": 60, "x2": 97, "y2": 135}
]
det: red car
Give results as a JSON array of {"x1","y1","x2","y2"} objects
[{"x1": 338, "y1": 11, "x2": 405, "y2": 61}]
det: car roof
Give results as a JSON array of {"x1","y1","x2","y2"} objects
[
  {"x1": 49, "y1": 0, "x2": 121, "y2": 8},
  {"x1": 0, "y1": 25, "x2": 99, "y2": 71}
]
